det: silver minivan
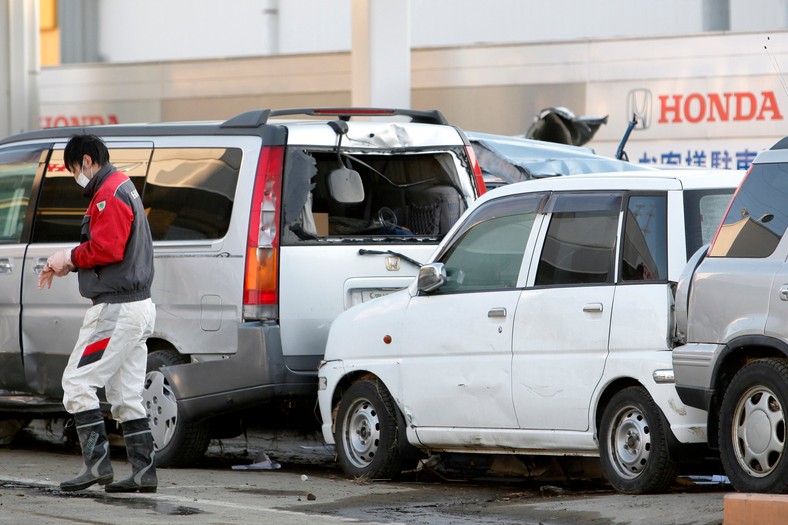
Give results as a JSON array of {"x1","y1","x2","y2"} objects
[
  {"x1": 0, "y1": 108, "x2": 485, "y2": 466},
  {"x1": 674, "y1": 140, "x2": 788, "y2": 493}
]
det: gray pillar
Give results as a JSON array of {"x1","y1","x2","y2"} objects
[
  {"x1": 351, "y1": 0, "x2": 410, "y2": 108},
  {"x1": 0, "y1": 0, "x2": 39, "y2": 136},
  {"x1": 58, "y1": 0, "x2": 100, "y2": 63},
  {"x1": 703, "y1": 0, "x2": 730, "y2": 31}
]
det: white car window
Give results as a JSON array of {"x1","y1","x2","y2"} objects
[
  {"x1": 621, "y1": 194, "x2": 667, "y2": 281},
  {"x1": 437, "y1": 194, "x2": 544, "y2": 293},
  {"x1": 535, "y1": 193, "x2": 622, "y2": 285}
]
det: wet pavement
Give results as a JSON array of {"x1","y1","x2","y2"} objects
[{"x1": 0, "y1": 418, "x2": 728, "y2": 525}]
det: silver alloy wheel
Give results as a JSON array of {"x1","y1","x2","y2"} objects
[
  {"x1": 731, "y1": 385, "x2": 785, "y2": 477},
  {"x1": 341, "y1": 396, "x2": 381, "y2": 469},
  {"x1": 142, "y1": 369, "x2": 179, "y2": 452},
  {"x1": 608, "y1": 405, "x2": 652, "y2": 479}
]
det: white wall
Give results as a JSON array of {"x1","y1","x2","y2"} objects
[
  {"x1": 731, "y1": 0, "x2": 788, "y2": 32},
  {"x1": 93, "y1": 0, "x2": 721, "y2": 64},
  {"x1": 96, "y1": 0, "x2": 353, "y2": 62}
]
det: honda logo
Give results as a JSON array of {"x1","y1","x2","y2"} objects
[{"x1": 626, "y1": 89, "x2": 652, "y2": 130}]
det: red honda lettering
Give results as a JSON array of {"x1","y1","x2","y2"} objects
[
  {"x1": 658, "y1": 95, "x2": 683, "y2": 123},
  {"x1": 734, "y1": 92, "x2": 757, "y2": 121},
  {"x1": 757, "y1": 91, "x2": 783, "y2": 120},
  {"x1": 707, "y1": 93, "x2": 731, "y2": 122},
  {"x1": 684, "y1": 93, "x2": 706, "y2": 123}
]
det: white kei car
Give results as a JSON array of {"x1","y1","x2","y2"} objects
[{"x1": 318, "y1": 168, "x2": 744, "y2": 494}]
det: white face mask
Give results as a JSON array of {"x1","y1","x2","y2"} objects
[{"x1": 76, "y1": 162, "x2": 92, "y2": 188}]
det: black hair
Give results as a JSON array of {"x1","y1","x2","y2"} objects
[{"x1": 63, "y1": 134, "x2": 110, "y2": 172}]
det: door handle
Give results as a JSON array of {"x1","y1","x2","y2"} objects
[
  {"x1": 488, "y1": 307, "x2": 507, "y2": 319},
  {"x1": 33, "y1": 258, "x2": 48, "y2": 275},
  {"x1": 780, "y1": 286, "x2": 788, "y2": 301},
  {"x1": 583, "y1": 303, "x2": 604, "y2": 313},
  {"x1": 0, "y1": 258, "x2": 11, "y2": 274}
]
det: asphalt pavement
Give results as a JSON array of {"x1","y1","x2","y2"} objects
[{"x1": 0, "y1": 418, "x2": 729, "y2": 525}]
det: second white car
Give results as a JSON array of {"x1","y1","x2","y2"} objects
[{"x1": 318, "y1": 168, "x2": 744, "y2": 494}]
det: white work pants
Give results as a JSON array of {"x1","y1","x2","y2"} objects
[{"x1": 62, "y1": 298, "x2": 156, "y2": 422}]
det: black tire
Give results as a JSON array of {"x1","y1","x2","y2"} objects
[
  {"x1": 143, "y1": 350, "x2": 211, "y2": 467},
  {"x1": 599, "y1": 386, "x2": 678, "y2": 494},
  {"x1": 718, "y1": 358, "x2": 788, "y2": 493},
  {"x1": 334, "y1": 379, "x2": 413, "y2": 479}
]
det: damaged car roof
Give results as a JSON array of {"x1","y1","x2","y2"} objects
[{"x1": 467, "y1": 131, "x2": 655, "y2": 187}]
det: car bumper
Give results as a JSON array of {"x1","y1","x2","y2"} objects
[
  {"x1": 162, "y1": 321, "x2": 320, "y2": 422},
  {"x1": 317, "y1": 359, "x2": 346, "y2": 445},
  {"x1": 672, "y1": 343, "x2": 720, "y2": 410}
]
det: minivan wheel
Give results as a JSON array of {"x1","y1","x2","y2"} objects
[
  {"x1": 719, "y1": 358, "x2": 788, "y2": 493},
  {"x1": 334, "y1": 379, "x2": 411, "y2": 479},
  {"x1": 143, "y1": 350, "x2": 211, "y2": 467},
  {"x1": 599, "y1": 386, "x2": 678, "y2": 494}
]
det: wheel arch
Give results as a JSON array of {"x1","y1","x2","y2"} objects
[
  {"x1": 594, "y1": 377, "x2": 642, "y2": 434},
  {"x1": 331, "y1": 370, "x2": 382, "y2": 417},
  {"x1": 707, "y1": 337, "x2": 788, "y2": 449},
  {"x1": 146, "y1": 337, "x2": 185, "y2": 357}
]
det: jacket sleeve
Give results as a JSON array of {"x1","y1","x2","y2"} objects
[{"x1": 71, "y1": 193, "x2": 134, "y2": 269}]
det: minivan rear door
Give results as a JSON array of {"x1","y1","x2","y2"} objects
[
  {"x1": 277, "y1": 142, "x2": 476, "y2": 373},
  {"x1": 0, "y1": 144, "x2": 47, "y2": 392}
]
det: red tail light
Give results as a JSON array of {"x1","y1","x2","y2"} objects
[
  {"x1": 244, "y1": 146, "x2": 284, "y2": 316},
  {"x1": 465, "y1": 145, "x2": 486, "y2": 196}
]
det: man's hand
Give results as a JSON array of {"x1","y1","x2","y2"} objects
[
  {"x1": 38, "y1": 264, "x2": 55, "y2": 289},
  {"x1": 48, "y1": 249, "x2": 75, "y2": 277}
]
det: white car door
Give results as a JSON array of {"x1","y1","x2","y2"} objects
[
  {"x1": 399, "y1": 193, "x2": 546, "y2": 434},
  {"x1": 512, "y1": 192, "x2": 622, "y2": 431}
]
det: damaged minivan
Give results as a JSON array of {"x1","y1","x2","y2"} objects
[{"x1": 0, "y1": 108, "x2": 484, "y2": 466}]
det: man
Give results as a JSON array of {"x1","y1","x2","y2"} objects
[{"x1": 38, "y1": 134, "x2": 157, "y2": 493}]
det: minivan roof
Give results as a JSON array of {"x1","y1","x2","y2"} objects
[
  {"x1": 0, "y1": 107, "x2": 455, "y2": 146},
  {"x1": 477, "y1": 168, "x2": 745, "y2": 205}
]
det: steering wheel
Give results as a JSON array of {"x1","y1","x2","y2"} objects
[{"x1": 377, "y1": 207, "x2": 399, "y2": 230}]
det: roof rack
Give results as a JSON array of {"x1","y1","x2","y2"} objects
[{"x1": 220, "y1": 107, "x2": 449, "y2": 128}]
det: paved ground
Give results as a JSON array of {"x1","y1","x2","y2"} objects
[{"x1": 0, "y1": 418, "x2": 729, "y2": 525}]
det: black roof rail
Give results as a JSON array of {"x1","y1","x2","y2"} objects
[
  {"x1": 219, "y1": 109, "x2": 272, "y2": 128},
  {"x1": 220, "y1": 107, "x2": 449, "y2": 128}
]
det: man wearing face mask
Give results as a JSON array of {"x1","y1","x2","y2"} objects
[{"x1": 38, "y1": 134, "x2": 157, "y2": 493}]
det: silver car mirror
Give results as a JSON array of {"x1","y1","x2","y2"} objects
[{"x1": 417, "y1": 262, "x2": 446, "y2": 293}]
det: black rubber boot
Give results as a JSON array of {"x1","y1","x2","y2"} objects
[
  {"x1": 60, "y1": 409, "x2": 114, "y2": 491},
  {"x1": 105, "y1": 418, "x2": 157, "y2": 493}
]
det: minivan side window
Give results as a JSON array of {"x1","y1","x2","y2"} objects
[
  {"x1": 620, "y1": 194, "x2": 667, "y2": 281},
  {"x1": 436, "y1": 194, "x2": 545, "y2": 293},
  {"x1": 0, "y1": 145, "x2": 45, "y2": 243},
  {"x1": 535, "y1": 193, "x2": 621, "y2": 285},
  {"x1": 32, "y1": 149, "x2": 150, "y2": 243},
  {"x1": 144, "y1": 148, "x2": 241, "y2": 241},
  {"x1": 708, "y1": 163, "x2": 788, "y2": 258},
  {"x1": 683, "y1": 189, "x2": 736, "y2": 259}
]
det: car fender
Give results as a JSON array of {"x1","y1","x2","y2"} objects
[{"x1": 593, "y1": 350, "x2": 707, "y2": 445}]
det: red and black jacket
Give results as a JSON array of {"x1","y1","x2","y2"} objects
[{"x1": 71, "y1": 163, "x2": 154, "y2": 305}]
